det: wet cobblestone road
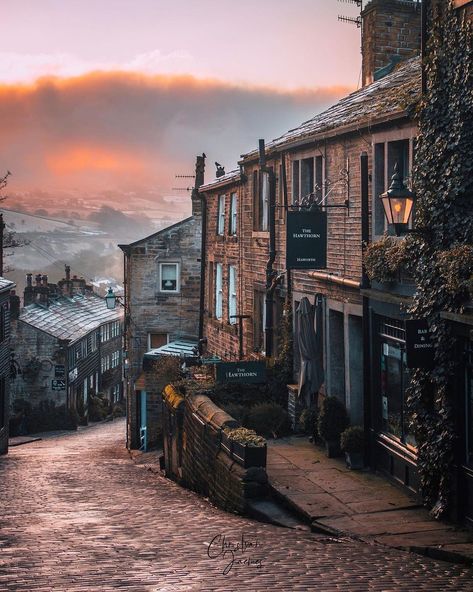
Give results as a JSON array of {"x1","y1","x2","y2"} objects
[{"x1": 1, "y1": 420, "x2": 472, "y2": 591}]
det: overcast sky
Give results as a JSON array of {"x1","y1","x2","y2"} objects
[{"x1": 1, "y1": 0, "x2": 361, "y2": 211}]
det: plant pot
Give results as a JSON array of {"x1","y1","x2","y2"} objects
[
  {"x1": 325, "y1": 439, "x2": 341, "y2": 458},
  {"x1": 345, "y1": 451, "x2": 364, "y2": 470}
]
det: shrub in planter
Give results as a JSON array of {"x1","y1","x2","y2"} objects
[
  {"x1": 297, "y1": 407, "x2": 318, "y2": 441},
  {"x1": 341, "y1": 426, "x2": 364, "y2": 470},
  {"x1": 246, "y1": 402, "x2": 291, "y2": 438},
  {"x1": 317, "y1": 396, "x2": 349, "y2": 457}
]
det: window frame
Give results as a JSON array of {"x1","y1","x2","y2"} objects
[
  {"x1": 372, "y1": 129, "x2": 416, "y2": 239},
  {"x1": 215, "y1": 263, "x2": 223, "y2": 320},
  {"x1": 159, "y1": 262, "x2": 180, "y2": 293},
  {"x1": 228, "y1": 265, "x2": 237, "y2": 324},
  {"x1": 229, "y1": 192, "x2": 238, "y2": 235},
  {"x1": 217, "y1": 194, "x2": 226, "y2": 235}
]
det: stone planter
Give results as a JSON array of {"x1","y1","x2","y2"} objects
[
  {"x1": 325, "y1": 439, "x2": 341, "y2": 458},
  {"x1": 220, "y1": 432, "x2": 267, "y2": 468},
  {"x1": 344, "y1": 451, "x2": 364, "y2": 470}
]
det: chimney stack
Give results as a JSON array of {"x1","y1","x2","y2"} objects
[
  {"x1": 191, "y1": 153, "x2": 206, "y2": 217},
  {"x1": 361, "y1": 0, "x2": 421, "y2": 86}
]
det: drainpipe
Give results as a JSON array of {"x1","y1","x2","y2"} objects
[
  {"x1": 360, "y1": 151, "x2": 372, "y2": 467},
  {"x1": 260, "y1": 140, "x2": 277, "y2": 359},
  {"x1": 421, "y1": 0, "x2": 430, "y2": 95},
  {"x1": 198, "y1": 192, "x2": 207, "y2": 348},
  {"x1": 281, "y1": 152, "x2": 292, "y2": 305}
]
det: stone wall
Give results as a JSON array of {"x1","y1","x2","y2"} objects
[
  {"x1": 10, "y1": 320, "x2": 67, "y2": 409},
  {"x1": 162, "y1": 386, "x2": 268, "y2": 514},
  {"x1": 122, "y1": 215, "x2": 202, "y2": 449},
  {"x1": 0, "y1": 290, "x2": 12, "y2": 454}
]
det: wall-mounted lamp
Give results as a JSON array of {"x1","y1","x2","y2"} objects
[
  {"x1": 105, "y1": 287, "x2": 124, "y2": 309},
  {"x1": 379, "y1": 162, "x2": 416, "y2": 237}
]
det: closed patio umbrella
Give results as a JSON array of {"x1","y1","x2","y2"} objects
[{"x1": 296, "y1": 296, "x2": 324, "y2": 408}]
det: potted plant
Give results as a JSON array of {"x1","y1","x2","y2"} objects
[
  {"x1": 341, "y1": 426, "x2": 364, "y2": 470},
  {"x1": 222, "y1": 427, "x2": 267, "y2": 468},
  {"x1": 317, "y1": 396, "x2": 349, "y2": 458}
]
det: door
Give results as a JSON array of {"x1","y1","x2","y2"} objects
[
  {"x1": 463, "y1": 339, "x2": 473, "y2": 524},
  {"x1": 139, "y1": 390, "x2": 147, "y2": 451}
]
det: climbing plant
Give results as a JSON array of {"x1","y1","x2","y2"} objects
[{"x1": 404, "y1": 2, "x2": 473, "y2": 517}]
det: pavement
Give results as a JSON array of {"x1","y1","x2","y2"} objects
[
  {"x1": 1, "y1": 421, "x2": 473, "y2": 591},
  {"x1": 267, "y1": 436, "x2": 473, "y2": 565}
]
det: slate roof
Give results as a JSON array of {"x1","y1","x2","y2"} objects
[
  {"x1": 20, "y1": 293, "x2": 123, "y2": 343},
  {"x1": 118, "y1": 216, "x2": 194, "y2": 251},
  {"x1": 0, "y1": 277, "x2": 15, "y2": 293},
  {"x1": 241, "y1": 57, "x2": 421, "y2": 160},
  {"x1": 199, "y1": 170, "x2": 241, "y2": 193}
]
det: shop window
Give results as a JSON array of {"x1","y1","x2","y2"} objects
[
  {"x1": 378, "y1": 316, "x2": 416, "y2": 447},
  {"x1": 159, "y1": 263, "x2": 179, "y2": 293},
  {"x1": 217, "y1": 195, "x2": 225, "y2": 235},
  {"x1": 229, "y1": 193, "x2": 238, "y2": 235},
  {"x1": 228, "y1": 265, "x2": 237, "y2": 324},
  {"x1": 215, "y1": 263, "x2": 223, "y2": 320}
]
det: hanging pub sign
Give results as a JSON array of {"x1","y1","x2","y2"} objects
[
  {"x1": 405, "y1": 319, "x2": 434, "y2": 369},
  {"x1": 286, "y1": 210, "x2": 327, "y2": 269},
  {"x1": 216, "y1": 361, "x2": 267, "y2": 384}
]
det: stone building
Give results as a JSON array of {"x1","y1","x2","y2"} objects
[
  {"x1": 0, "y1": 277, "x2": 16, "y2": 454},
  {"x1": 119, "y1": 155, "x2": 205, "y2": 450},
  {"x1": 200, "y1": 0, "x2": 422, "y2": 492},
  {"x1": 10, "y1": 268, "x2": 123, "y2": 424}
]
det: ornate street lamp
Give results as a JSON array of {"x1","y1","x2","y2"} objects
[
  {"x1": 105, "y1": 287, "x2": 118, "y2": 309},
  {"x1": 380, "y1": 163, "x2": 416, "y2": 237}
]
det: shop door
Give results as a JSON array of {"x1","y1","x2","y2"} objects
[{"x1": 463, "y1": 341, "x2": 473, "y2": 524}]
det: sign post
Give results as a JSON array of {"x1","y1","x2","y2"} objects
[{"x1": 286, "y1": 210, "x2": 327, "y2": 270}]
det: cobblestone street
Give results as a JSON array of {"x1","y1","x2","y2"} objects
[{"x1": 1, "y1": 420, "x2": 472, "y2": 592}]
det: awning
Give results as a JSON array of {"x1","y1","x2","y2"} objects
[{"x1": 143, "y1": 339, "x2": 199, "y2": 369}]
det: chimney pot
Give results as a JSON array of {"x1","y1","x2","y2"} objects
[{"x1": 26, "y1": 273, "x2": 33, "y2": 287}]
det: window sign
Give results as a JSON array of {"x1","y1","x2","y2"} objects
[
  {"x1": 286, "y1": 210, "x2": 327, "y2": 269},
  {"x1": 405, "y1": 319, "x2": 434, "y2": 368}
]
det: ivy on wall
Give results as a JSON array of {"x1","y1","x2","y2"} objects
[{"x1": 405, "y1": 2, "x2": 473, "y2": 517}]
